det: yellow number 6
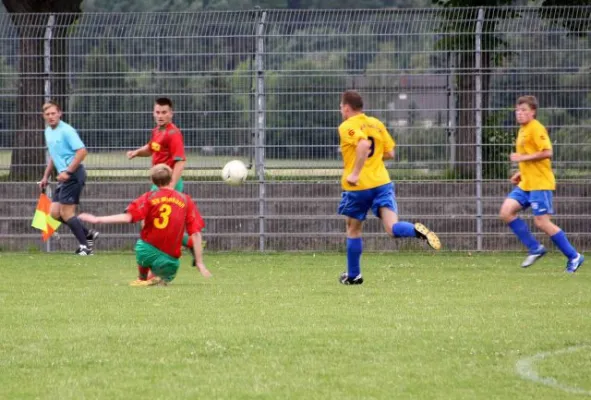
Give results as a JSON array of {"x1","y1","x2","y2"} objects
[{"x1": 154, "y1": 204, "x2": 172, "y2": 229}]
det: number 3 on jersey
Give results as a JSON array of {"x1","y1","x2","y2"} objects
[
  {"x1": 154, "y1": 204, "x2": 172, "y2": 229},
  {"x1": 367, "y1": 136, "x2": 375, "y2": 158}
]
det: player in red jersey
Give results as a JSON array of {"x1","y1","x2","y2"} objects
[
  {"x1": 126, "y1": 97, "x2": 199, "y2": 266},
  {"x1": 79, "y1": 164, "x2": 211, "y2": 286}
]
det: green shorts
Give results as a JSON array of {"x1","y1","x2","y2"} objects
[
  {"x1": 135, "y1": 239, "x2": 180, "y2": 283},
  {"x1": 151, "y1": 178, "x2": 183, "y2": 193}
]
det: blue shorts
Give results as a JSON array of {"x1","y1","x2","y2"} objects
[
  {"x1": 508, "y1": 187, "x2": 554, "y2": 216},
  {"x1": 338, "y1": 183, "x2": 398, "y2": 221},
  {"x1": 53, "y1": 165, "x2": 86, "y2": 205}
]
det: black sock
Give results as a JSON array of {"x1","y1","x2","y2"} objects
[
  {"x1": 65, "y1": 217, "x2": 89, "y2": 247},
  {"x1": 61, "y1": 217, "x2": 89, "y2": 236}
]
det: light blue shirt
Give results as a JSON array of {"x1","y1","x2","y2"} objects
[{"x1": 44, "y1": 121, "x2": 85, "y2": 173}]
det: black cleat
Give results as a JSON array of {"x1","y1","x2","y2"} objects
[
  {"x1": 339, "y1": 272, "x2": 364, "y2": 285},
  {"x1": 86, "y1": 229, "x2": 99, "y2": 251},
  {"x1": 75, "y1": 245, "x2": 93, "y2": 256}
]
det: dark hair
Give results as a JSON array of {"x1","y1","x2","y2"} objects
[
  {"x1": 516, "y1": 95, "x2": 538, "y2": 112},
  {"x1": 155, "y1": 97, "x2": 173, "y2": 109},
  {"x1": 341, "y1": 90, "x2": 363, "y2": 111}
]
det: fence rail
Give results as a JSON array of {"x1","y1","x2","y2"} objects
[{"x1": 1, "y1": 7, "x2": 590, "y2": 252}]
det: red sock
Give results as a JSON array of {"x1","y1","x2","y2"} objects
[
  {"x1": 186, "y1": 236, "x2": 194, "y2": 249},
  {"x1": 138, "y1": 266, "x2": 150, "y2": 280}
]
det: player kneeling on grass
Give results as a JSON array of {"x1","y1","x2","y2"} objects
[{"x1": 79, "y1": 164, "x2": 211, "y2": 286}]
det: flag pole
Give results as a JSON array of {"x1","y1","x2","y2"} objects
[{"x1": 42, "y1": 187, "x2": 51, "y2": 253}]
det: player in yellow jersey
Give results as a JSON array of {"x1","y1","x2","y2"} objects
[
  {"x1": 499, "y1": 95, "x2": 583, "y2": 273},
  {"x1": 336, "y1": 90, "x2": 441, "y2": 285}
]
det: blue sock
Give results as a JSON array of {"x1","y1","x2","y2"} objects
[
  {"x1": 508, "y1": 218, "x2": 541, "y2": 253},
  {"x1": 551, "y1": 230, "x2": 578, "y2": 260},
  {"x1": 392, "y1": 221, "x2": 416, "y2": 238},
  {"x1": 346, "y1": 238, "x2": 363, "y2": 277}
]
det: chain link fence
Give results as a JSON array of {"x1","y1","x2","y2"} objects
[{"x1": 1, "y1": 7, "x2": 590, "y2": 252}]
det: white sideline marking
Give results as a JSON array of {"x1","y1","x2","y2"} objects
[{"x1": 515, "y1": 345, "x2": 591, "y2": 396}]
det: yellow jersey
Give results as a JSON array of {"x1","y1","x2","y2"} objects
[
  {"x1": 516, "y1": 119, "x2": 555, "y2": 191},
  {"x1": 338, "y1": 113, "x2": 395, "y2": 191}
]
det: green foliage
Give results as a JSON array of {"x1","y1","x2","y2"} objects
[
  {"x1": 433, "y1": 0, "x2": 512, "y2": 6},
  {"x1": 482, "y1": 110, "x2": 514, "y2": 180},
  {"x1": 551, "y1": 117, "x2": 591, "y2": 167},
  {"x1": 540, "y1": 0, "x2": 591, "y2": 36},
  {"x1": 185, "y1": 72, "x2": 250, "y2": 152},
  {"x1": 81, "y1": 0, "x2": 432, "y2": 12},
  {"x1": 0, "y1": 57, "x2": 17, "y2": 147},
  {"x1": 266, "y1": 55, "x2": 346, "y2": 159},
  {"x1": 70, "y1": 45, "x2": 145, "y2": 149}
]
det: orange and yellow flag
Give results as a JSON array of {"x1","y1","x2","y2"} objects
[{"x1": 31, "y1": 192, "x2": 61, "y2": 241}]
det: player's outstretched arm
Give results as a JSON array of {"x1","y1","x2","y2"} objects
[
  {"x1": 127, "y1": 144, "x2": 151, "y2": 159},
  {"x1": 79, "y1": 213, "x2": 133, "y2": 224},
  {"x1": 191, "y1": 232, "x2": 211, "y2": 278}
]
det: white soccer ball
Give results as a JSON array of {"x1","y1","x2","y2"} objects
[{"x1": 221, "y1": 160, "x2": 248, "y2": 185}]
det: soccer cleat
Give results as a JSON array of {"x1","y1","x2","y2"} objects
[
  {"x1": 566, "y1": 253, "x2": 584, "y2": 274},
  {"x1": 86, "y1": 229, "x2": 100, "y2": 251},
  {"x1": 339, "y1": 272, "x2": 364, "y2": 285},
  {"x1": 414, "y1": 222, "x2": 441, "y2": 250},
  {"x1": 130, "y1": 276, "x2": 166, "y2": 287},
  {"x1": 521, "y1": 246, "x2": 547, "y2": 268},
  {"x1": 75, "y1": 245, "x2": 92, "y2": 256}
]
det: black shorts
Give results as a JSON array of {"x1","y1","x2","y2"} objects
[{"x1": 53, "y1": 165, "x2": 87, "y2": 205}]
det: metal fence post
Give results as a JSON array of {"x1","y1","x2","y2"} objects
[
  {"x1": 255, "y1": 11, "x2": 267, "y2": 252},
  {"x1": 44, "y1": 14, "x2": 55, "y2": 253},
  {"x1": 475, "y1": 8, "x2": 484, "y2": 252},
  {"x1": 447, "y1": 51, "x2": 456, "y2": 169}
]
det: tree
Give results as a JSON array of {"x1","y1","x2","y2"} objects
[
  {"x1": 434, "y1": 0, "x2": 591, "y2": 178},
  {"x1": 2, "y1": 0, "x2": 82, "y2": 181},
  {"x1": 433, "y1": 0, "x2": 513, "y2": 178}
]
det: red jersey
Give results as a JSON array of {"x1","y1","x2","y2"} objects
[
  {"x1": 126, "y1": 188, "x2": 205, "y2": 258},
  {"x1": 148, "y1": 122, "x2": 186, "y2": 168}
]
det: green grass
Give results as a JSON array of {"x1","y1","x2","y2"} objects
[
  {"x1": 1, "y1": 252, "x2": 590, "y2": 399},
  {"x1": 0, "y1": 150, "x2": 443, "y2": 180}
]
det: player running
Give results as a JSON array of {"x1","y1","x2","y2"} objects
[
  {"x1": 337, "y1": 90, "x2": 440, "y2": 285},
  {"x1": 499, "y1": 95, "x2": 584, "y2": 273}
]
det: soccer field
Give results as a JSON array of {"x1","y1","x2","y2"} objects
[{"x1": 1, "y1": 252, "x2": 589, "y2": 400}]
